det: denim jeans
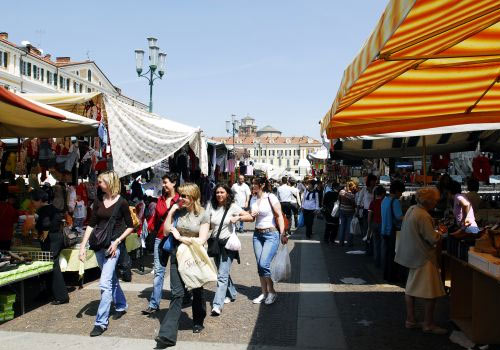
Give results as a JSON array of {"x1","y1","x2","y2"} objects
[
  {"x1": 149, "y1": 237, "x2": 169, "y2": 309},
  {"x1": 253, "y1": 231, "x2": 280, "y2": 277},
  {"x1": 238, "y1": 221, "x2": 244, "y2": 232},
  {"x1": 95, "y1": 246, "x2": 127, "y2": 328},
  {"x1": 338, "y1": 210, "x2": 354, "y2": 245},
  {"x1": 212, "y1": 250, "x2": 238, "y2": 309},
  {"x1": 370, "y1": 222, "x2": 382, "y2": 267}
]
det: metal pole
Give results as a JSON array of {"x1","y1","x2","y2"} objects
[
  {"x1": 423, "y1": 135, "x2": 427, "y2": 185},
  {"x1": 149, "y1": 69, "x2": 154, "y2": 113}
]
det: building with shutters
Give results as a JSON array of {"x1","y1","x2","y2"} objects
[{"x1": 0, "y1": 31, "x2": 146, "y2": 109}]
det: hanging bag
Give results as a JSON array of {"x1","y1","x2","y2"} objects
[
  {"x1": 270, "y1": 243, "x2": 291, "y2": 282},
  {"x1": 176, "y1": 240, "x2": 218, "y2": 290},
  {"x1": 297, "y1": 211, "x2": 305, "y2": 228},
  {"x1": 89, "y1": 197, "x2": 123, "y2": 251},
  {"x1": 161, "y1": 215, "x2": 179, "y2": 253},
  {"x1": 207, "y1": 206, "x2": 230, "y2": 257},
  {"x1": 331, "y1": 200, "x2": 340, "y2": 218},
  {"x1": 225, "y1": 226, "x2": 242, "y2": 251}
]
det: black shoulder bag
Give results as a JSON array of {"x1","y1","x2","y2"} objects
[
  {"x1": 89, "y1": 197, "x2": 124, "y2": 251},
  {"x1": 207, "y1": 207, "x2": 230, "y2": 257}
]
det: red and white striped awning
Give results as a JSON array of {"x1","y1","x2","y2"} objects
[{"x1": 321, "y1": 0, "x2": 500, "y2": 140}]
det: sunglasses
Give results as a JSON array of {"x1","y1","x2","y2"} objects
[{"x1": 180, "y1": 194, "x2": 189, "y2": 199}]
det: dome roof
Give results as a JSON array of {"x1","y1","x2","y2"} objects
[{"x1": 257, "y1": 125, "x2": 281, "y2": 133}]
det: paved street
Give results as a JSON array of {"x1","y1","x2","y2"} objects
[{"x1": 0, "y1": 219, "x2": 474, "y2": 350}]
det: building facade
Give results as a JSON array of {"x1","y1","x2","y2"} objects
[
  {"x1": 212, "y1": 135, "x2": 322, "y2": 175},
  {"x1": 0, "y1": 32, "x2": 146, "y2": 109}
]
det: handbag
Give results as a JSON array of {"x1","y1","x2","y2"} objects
[
  {"x1": 89, "y1": 197, "x2": 123, "y2": 251},
  {"x1": 207, "y1": 207, "x2": 230, "y2": 257},
  {"x1": 225, "y1": 227, "x2": 242, "y2": 251},
  {"x1": 161, "y1": 215, "x2": 179, "y2": 253},
  {"x1": 268, "y1": 196, "x2": 290, "y2": 232},
  {"x1": 62, "y1": 225, "x2": 80, "y2": 248},
  {"x1": 176, "y1": 240, "x2": 217, "y2": 290},
  {"x1": 331, "y1": 200, "x2": 340, "y2": 218}
]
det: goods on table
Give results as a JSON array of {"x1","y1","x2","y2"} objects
[
  {"x1": 468, "y1": 248, "x2": 500, "y2": 278},
  {"x1": 0, "y1": 293, "x2": 16, "y2": 322}
]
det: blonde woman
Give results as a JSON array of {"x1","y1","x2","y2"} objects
[
  {"x1": 395, "y1": 187, "x2": 447, "y2": 334},
  {"x1": 155, "y1": 183, "x2": 211, "y2": 348},
  {"x1": 79, "y1": 171, "x2": 134, "y2": 337}
]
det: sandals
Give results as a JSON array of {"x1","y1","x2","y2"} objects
[{"x1": 405, "y1": 321, "x2": 421, "y2": 329}]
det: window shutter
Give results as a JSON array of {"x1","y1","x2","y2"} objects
[
  {"x1": 41, "y1": 68, "x2": 44, "y2": 81},
  {"x1": 0, "y1": 51, "x2": 3, "y2": 67},
  {"x1": 4, "y1": 52, "x2": 7, "y2": 68},
  {"x1": 27, "y1": 63, "x2": 31, "y2": 76}
]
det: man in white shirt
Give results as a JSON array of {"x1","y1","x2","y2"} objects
[
  {"x1": 231, "y1": 175, "x2": 251, "y2": 232},
  {"x1": 288, "y1": 179, "x2": 301, "y2": 229},
  {"x1": 277, "y1": 177, "x2": 293, "y2": 234},
  {"x1": 357, "y1": 174, "x2": 377, "y2": 248}
]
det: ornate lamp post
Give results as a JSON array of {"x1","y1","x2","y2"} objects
[
  {"x1": 225, "y1": 114, "x2": 240, "y2": 148},
  {"x1": 135, "y1": 37, "x2": 167, "y2": 113}
]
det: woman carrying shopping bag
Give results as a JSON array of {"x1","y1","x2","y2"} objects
[
  {"x1": 249, "y1": 176, "x2": 288, "y2": 306},
  {"x1": 155, "y1": 183, "x2": 211, "y2": 348},
  {"x1": 79, "y1": 171, "x2": 134, "y2": 337},
  {"x1": 206, "y1": 184, "x2": 253, "y2": 316}
]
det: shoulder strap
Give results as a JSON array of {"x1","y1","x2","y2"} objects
[
  {"x1": 215, "y1": 206, "x2": 230, "y2": 240},
  {"x1": 268, "y1": 195, "x2": 278, "y2": 217}
]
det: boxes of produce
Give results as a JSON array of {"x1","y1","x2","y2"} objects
[
  {"x1": 3, "y1": 310, "x2": 14, "y2": 321},
  {"x1": 0, "y1": 303, "x2": 13, "y2": 312},
  {"x1": 0, "y1": 293, "x2": 15, "y2": 304}
]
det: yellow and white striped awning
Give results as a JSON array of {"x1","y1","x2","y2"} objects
[{"x1": 322, "y1": 0, "x2": 500, "y2": 140}]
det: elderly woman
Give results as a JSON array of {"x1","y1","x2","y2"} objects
[{"x1": 395, "y1": 187, "x2": 447, "y2": 335}]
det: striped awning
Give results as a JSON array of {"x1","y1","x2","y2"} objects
[{"x1": 321, "y1": 0, "x2": 500, "y2": 139}]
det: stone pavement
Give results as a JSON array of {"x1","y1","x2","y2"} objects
[{"x1": 0, "y1": 218, "x2": 489, "y2": 350}]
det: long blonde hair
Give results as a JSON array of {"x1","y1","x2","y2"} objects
[
  {"x1": 97, "y1": 171, "x2": 121, "y2": 197},
  {"x1": 178, "y1": 183, "x2": 202, "y2": 215}
]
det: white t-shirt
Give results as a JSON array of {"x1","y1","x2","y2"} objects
[
  {"x1": 250, "y1": 193, "x2": 280, "y2": 229},
  {"x1": 231, "y1": 183, "x2": 251, "y2": 208},
  {"x1": 289, "y1": 187, "x2": 300, "y2": 205},
  {"x1": 277, "y1": 184, "x2": 293, "y2": 203},
  {"x1": 207, "y1": 203, "x2": 243, "y2": 240}
]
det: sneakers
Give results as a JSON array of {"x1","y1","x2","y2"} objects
[
  {"x1": 264, "y1": 293, "x2": 278, "y2": 305},
  {"x1": 141, "y1": 306, "x2": 158, "y2": 315},
  {"x1": 90, "y1": 325, "x2": 106, "y2": 337},
  {"x1": 224, "y1": 297, "x2": 235, "y2": 304},
  {"x1": 211, "y1": 306, "x2": 221, "y2": 316},
  {"x1": 252, "y1": 294, "x2": 267, "y2": 304}
]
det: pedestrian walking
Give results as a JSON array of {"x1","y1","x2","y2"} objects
[
  {"x1": 395, "y1": 187, "x2": 447, "y2": 335},
  {"x1": 381, "y1": 180, "x2": 405, "y2": 282},
  {"x1": 206, "y1": 184, "x2": 252, "y2": 316},
  {"x1": 277, "y1": 177, "x2": 294, "y2": 235},
  {"x1": 142, "y1": 174, "x2": 180, "y2": 316},
  {"x1": 287, "y1": 179, "x2": 301, "y2": 229},
  {"x1": 155, "y1": 183, "x2": 210, "y2": 348},
  {"x1": 322, "y1": 188, "x2": 339, "y2": 243},
  {"x1": 231, "y1": 175, "x2": 251, "y2": 233},
  {"x1": 337, "y1": 181, "x2": 356, "y2": 246},
  {"x1": 79, "y1": 171, "x2": 134, "y2": 337},
  {"x1": 357, "y1": 174, "x2": 377, "y2": 250},
  {"x1": 367, "y1": 185, "x2": 386, "y2": 267},
  {"x1": 32, "y1": 189, "x2": 69, "y2": 305},
  {"x1": 249, "y1": 176, "x2": 288, "y2": 305},
  {"x1": 301, "y1": 179, "x2": 320, "y2": 239}
]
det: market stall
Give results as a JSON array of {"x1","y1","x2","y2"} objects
[{"x1": 319, "y1": 0, "x2": 500, "y2": 344}]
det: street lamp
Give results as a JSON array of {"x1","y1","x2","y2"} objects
[
  {"x1": 135, "y1": 37, "x2": 167, "y2": 112},
  {"x1": 226, "y1": 114, "x2": 240, "y2": 148}
]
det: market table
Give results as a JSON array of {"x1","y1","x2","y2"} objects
[
  {"x1": 0, "y1": 261, "x2": 53, "y2": 314},
  {"x1": 443, "y1": 253, "x2": 500, "y2": 344}
]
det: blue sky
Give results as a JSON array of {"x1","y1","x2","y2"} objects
[{"x1": 3, "y1": 0, "x2": 387, "y2": 138}]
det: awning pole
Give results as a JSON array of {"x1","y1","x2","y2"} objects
[{"x1": 423, "y1": 136, "x2": 427, "y2": 185}]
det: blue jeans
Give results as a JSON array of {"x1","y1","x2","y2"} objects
[
  {"x1": 253, "y1": 231, "x2": 280, "y2": 277},
  {"x1": 95, "y1": 246, "x2": 127, "y2": 328},
  {"x1": 238, "y1": 221, "x2": 244, "y2": 232},
  {"x1": 338, "y1": 210, "x2": 354, "y2": 245},
  {"x1": 149, "y1": 238, "x2": 169, "y2": 309},
  {"x1": 212, "y1": 250, "x2": 238, "y2": 309}
]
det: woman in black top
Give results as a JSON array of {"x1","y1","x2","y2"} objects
[
  {"x1": 79, "y1": 171, "x2": 134, "y2": 337},
  {"x1": 33, "y1": 189, "x2": 69, "y2": 305}
]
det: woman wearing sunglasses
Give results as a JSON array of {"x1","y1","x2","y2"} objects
[
  {"x1": 206, "y1": 184, "x2": 253, "y2": 316},
  {"x1": 155, "y1": 183, "x2": 210, "y2": 348}
]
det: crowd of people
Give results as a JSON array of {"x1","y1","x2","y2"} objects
[{"x1": 1, "y1": 168, "x2": 482, "y2": 343}]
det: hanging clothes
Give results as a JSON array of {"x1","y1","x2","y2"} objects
[
  {"x1": 472, "y1": 155, "x2": 492, "y2": 182},
  {"x1": 67, "y1": 185, "x2": 77, "y2": 212}
]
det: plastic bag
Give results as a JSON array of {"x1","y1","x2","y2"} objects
[
  {"x1": 331, "y1": 201, "x2": 340, "y2": 218},
  {"x1": 176, "y1": 241, "x2": 217, "y2": 290},
  {"x1": 350, "y1": 216, "x2": 362, "y2": 236},
  {"x1": 297, "y1": 211, "x2": 305, "y2": 228},
  {"x1": 270, "y1": 243, "x2": 291, "y2": 283},
  {"x1": 225, "y1": 228, "x2": 241, "y2": 251}
]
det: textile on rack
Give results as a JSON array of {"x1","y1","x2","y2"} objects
[{"x1": 103, "y1": 95, "x2": 208, "y2": 178}]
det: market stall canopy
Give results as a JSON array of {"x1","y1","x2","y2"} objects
[
  {"x1": 321, "y1": 0, "x2": 500, "y2": 140},
  {"x1": 24, "y1": 92, "x2": 209, "y2": 178},
  {"x1": 0, "y1": 87, "x2": 98, "y2": 137},
  {"x1": 103, "y1": 95, "x2": 208, "y2": 178},
  {"x1": 308, "y1": 146, "x2": 329, "y2": 161}
]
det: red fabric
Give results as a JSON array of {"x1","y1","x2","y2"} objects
[
  {"x1": 369, "y1": 198, "x2": 383, "y2": 224},
  {"x1": 76, "y1": 183, "x2": 89, "y2": 206},
  {"x1": 147, "y1": 193, "x2": 180, "y2": 239},
  {"x1": 431, "y1": 154, "x2": 450, "y2": 170},
  {"x1": 0, "y1": 202, "x2": 19, "y2": 241},
  {"x1": 95, "y1": 159, "x2": 107, "y2": 171},
  {"x1": 0, "y1": 87, "x2": 66, "y2": 120},
  {"x1": 472, "y1": 156, "x2": 492, "y2": 182}
]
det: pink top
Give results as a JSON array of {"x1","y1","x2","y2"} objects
[{"x1": 453, "y1": 194, "x2": 477, "y2": 229}]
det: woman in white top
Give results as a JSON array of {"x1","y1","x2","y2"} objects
[
  {"x1": 207, "y1": 184, "x2": 253, "y2": 316},
  {"x1": 301, "y1": 178, "x2": 320, "y2": 239},
  {"x1": 250, "y1": 176, "x2": 288, "y2": 305}
]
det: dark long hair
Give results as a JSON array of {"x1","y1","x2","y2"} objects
[
  {"x1": 252, "y1": 176, "x2": 272, "y2": 193},
  {"x1": 211, "y1": 184, "x2": 234, "y2": 210},
  {"x1": 161, "y1": 173, "x2": 179, "y2": 197}
]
